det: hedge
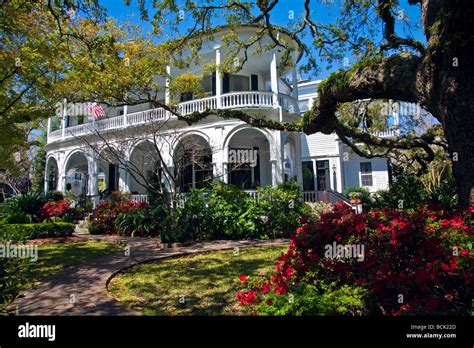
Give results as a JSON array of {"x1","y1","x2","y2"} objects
[{"x1": 0, "y1": 222, "x2": 75, "y2": 241}]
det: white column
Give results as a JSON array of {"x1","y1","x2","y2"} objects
[
  {"x1": 55, "y1": 152, "x2": 65, "y2": 194},
  {"x1": 165, "y1": 65, "x2": 171, "y2": 118},
  {"x1": 222, "y1": 161, "x2": 229, "y2": 183},
  {"x1": 118, "y1": 166, "x2": 128, "y2": 192},
  {"x1": 270, "y1": 51, "x2": 279, "y2": 107},
  {"x1": 123, "y1": 104, "x2": 128, "y2": 126},
  {"x1": 44, "y1": 168, "x2": 49, "y2": 193},
  {"x1": 162, "y1": 166, "x2": 174, "y2": 198},
  {"x1": 87, "y1": 155, "x2": 99, "y2": 207},
  {"x1": 160, "y1": 141, "x2": 174, "y2": 194},
  {"x1": 312, "y1": 159, "x2": 318, "y2": 191},
  {"x1": 214, "y1": 45, "x2": 222, "y2": 108},
  {"x1": 61, "y1": 98, "x2": 67, "y2": 139},
  {"x1": 291, "y1": 67, "x2": 299, "y2": 100},
  {"x1": 211, "y1": 126, "x2": 224, "y2": 180},
  {"x1": 294, "y1": 135, "x2": 303, "y2": 188},
  {"x1": 61, "y1": 175, "x2": 67, "y2": 193},
  {"x1": 165, "y1": 65, "x2": 171, "y2": 105},
  {"x1": 47, "y1": 117, "x2": 52, "y2": 136},
  {"x1": 271, "y1": 160, "x2": 283, "y2": 186},
  {"x1": 270, "y1": 131, "x2": 283, "y2": 186}
]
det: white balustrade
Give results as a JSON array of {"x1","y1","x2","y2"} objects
[
  {"x1": 125, "y1": 190, "x2": 352, "y2": 207},
  {"x1": 95, "y1": 115, "x2": 123, "y2": 132},
  {"x1": 64, "y1": 123, "x2": 91, "y2": 138},
  {"x1": 178, "y1": 96, "x2": 217, "y2": 115},
  {"x1": 47, "y1": 91, "x2": 298, "y2": 143},
  {"x1": 126, "y1": 107, "x2": 167, "y2": 125},
  {"x1": 303, "y1": 190, "x2": 352, "y2": 207},
  {"x1": 221, "y1": 91, "x2": 273, "y2": 109},
  {"x1": 48, "y1": 129, "x2": 63, "y2": 142}
]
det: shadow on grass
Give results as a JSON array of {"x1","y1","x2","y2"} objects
[
  {"x1": 110, "y1": 246, "x2": 287, "y2": 315},
  {"x1": 25, "y1": 241, "x2": 123, "y2": 284}
]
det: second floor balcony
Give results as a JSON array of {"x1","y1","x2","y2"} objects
[{"x1": 46, "y1": 90, "x2": 300, "y2": 144}]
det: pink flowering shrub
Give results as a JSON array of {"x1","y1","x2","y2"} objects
[{"x1": 237, "y1": 204, "x2": 474, "y2": 315}]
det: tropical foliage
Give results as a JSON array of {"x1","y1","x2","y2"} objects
[{"x1": 174, "y1": 181, "x2": 307, "y2": 242}]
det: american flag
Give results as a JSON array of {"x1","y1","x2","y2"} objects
[{"x1": 86, "y1": 102, "x2": 106, "y2": 118}]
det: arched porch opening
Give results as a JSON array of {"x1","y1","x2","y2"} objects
[
  {"x1": 128, "y1": 141, "x2": 161, "y2": 195},
  {"x1": 45, "y1": 156, "x2": 59, "y2": 192},
  {"x1": 64, "y1": 151, "x2": 89, "y2": 198},
  {"x1": 174, "y1": 134, "x2": 213, "y2": 192},
  {"x1": 226, "y1": 128, "x2": 271, "y2": 189}
]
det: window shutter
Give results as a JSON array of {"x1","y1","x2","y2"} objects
[
  {"x1": 223, "y1": 73, "x2": 230, "y2": 93},
  {"x1": 212, "y1": 72, "x2": 216, "y2": 96}
]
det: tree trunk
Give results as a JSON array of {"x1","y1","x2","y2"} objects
[{"x1": 418, "y1": 0, "x2": 474, "y2": 208}]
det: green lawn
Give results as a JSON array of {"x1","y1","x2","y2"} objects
[
  {"x1": 108, "y1": 246, "x2": 287, "y2": 315},
  {"x1": 27, "y1": 240, "x2": 123, "y2": 282},
  {"x1": 2, "y1": 240, "x2": 123, "y2": 313}
]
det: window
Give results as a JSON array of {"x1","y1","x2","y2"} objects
[
  {"x1": 316, "y1": 160, "x2": 330, "y2": 190},
  {"x1": 202, "y1": 75, "x2": 213, "y2": 95},
  {"x1": 360, "y1": 162, "x2": 373, "y2": 187},
  {"x1": 298, "y1": 99, "x2": 310, "y2": 112},
  {"x1": 229, "y1": 74, "x2": 250, "y2": 92}
]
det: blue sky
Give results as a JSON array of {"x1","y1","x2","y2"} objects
[{"x1": 100, "y1": 0, "x2": 425, "y2": 80}]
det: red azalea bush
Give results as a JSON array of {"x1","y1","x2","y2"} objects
[
  {"x1": 39, "y1": 199, "x2": 75, "y2": 222},
  {"x1": 88, "y1": 193, "x2": 148, "y2": 234},
  {"x1": 237, "y1": 203, "x2": 474, "y2": 315}
]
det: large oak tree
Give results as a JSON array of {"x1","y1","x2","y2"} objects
[{"x1": 127, "y1": 0, "x2": 473, "y2": 208}]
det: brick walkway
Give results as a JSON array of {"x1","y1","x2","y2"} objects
[{"x1": 12, "y1": 236, "x2": 288, "y2": 315}]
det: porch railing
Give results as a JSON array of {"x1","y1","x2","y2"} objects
[
  {"x1": 178, "y1": 96, "x2": 218, "y2": 115},
  {"x1": 47, "y1": 91, "x2": 300, "y2": 143},
  {"x1": 129, "y1": 190, "x2": 352, "y2": 207},
  {"x1": 221, "y1": 91, "x2": 274, "y2": 109}
]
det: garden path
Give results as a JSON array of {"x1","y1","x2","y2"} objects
[{"x1": 11, "y1": 236, "x2": 288, "y2": 315}]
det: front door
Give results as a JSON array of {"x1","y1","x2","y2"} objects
[
  {"x1": 108, "y1": 163, "x2": 118, "y2": 192},
  {"x1": 316, "y1": 160, "x2": 330, "y2": 191}
]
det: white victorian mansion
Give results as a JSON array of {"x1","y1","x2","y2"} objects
[{"x1": 44, "y1": 26, "x2": 397, "y2": 205}]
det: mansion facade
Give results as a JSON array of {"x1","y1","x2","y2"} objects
[{"x1": 43, "y1": 26, "x2": 395, "y2": 206}]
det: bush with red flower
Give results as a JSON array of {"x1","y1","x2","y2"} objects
[
  {"x1": 237, "y1": 203, "x2": 473, "y2": 315},
  {"x1": 39, "y1": 199, "x2": 75, "y2": 222},
  {"x1": 88, "y1": 193, "x2": 148, "y2": 235}
]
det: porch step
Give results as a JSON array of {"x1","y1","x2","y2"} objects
[{"x1": 74, "y1": 219, "x2": 89, "y2": 235}]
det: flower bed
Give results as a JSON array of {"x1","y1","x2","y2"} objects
[{"x1": 237, "y1": 204, "x2": 474, "y2": 315}]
